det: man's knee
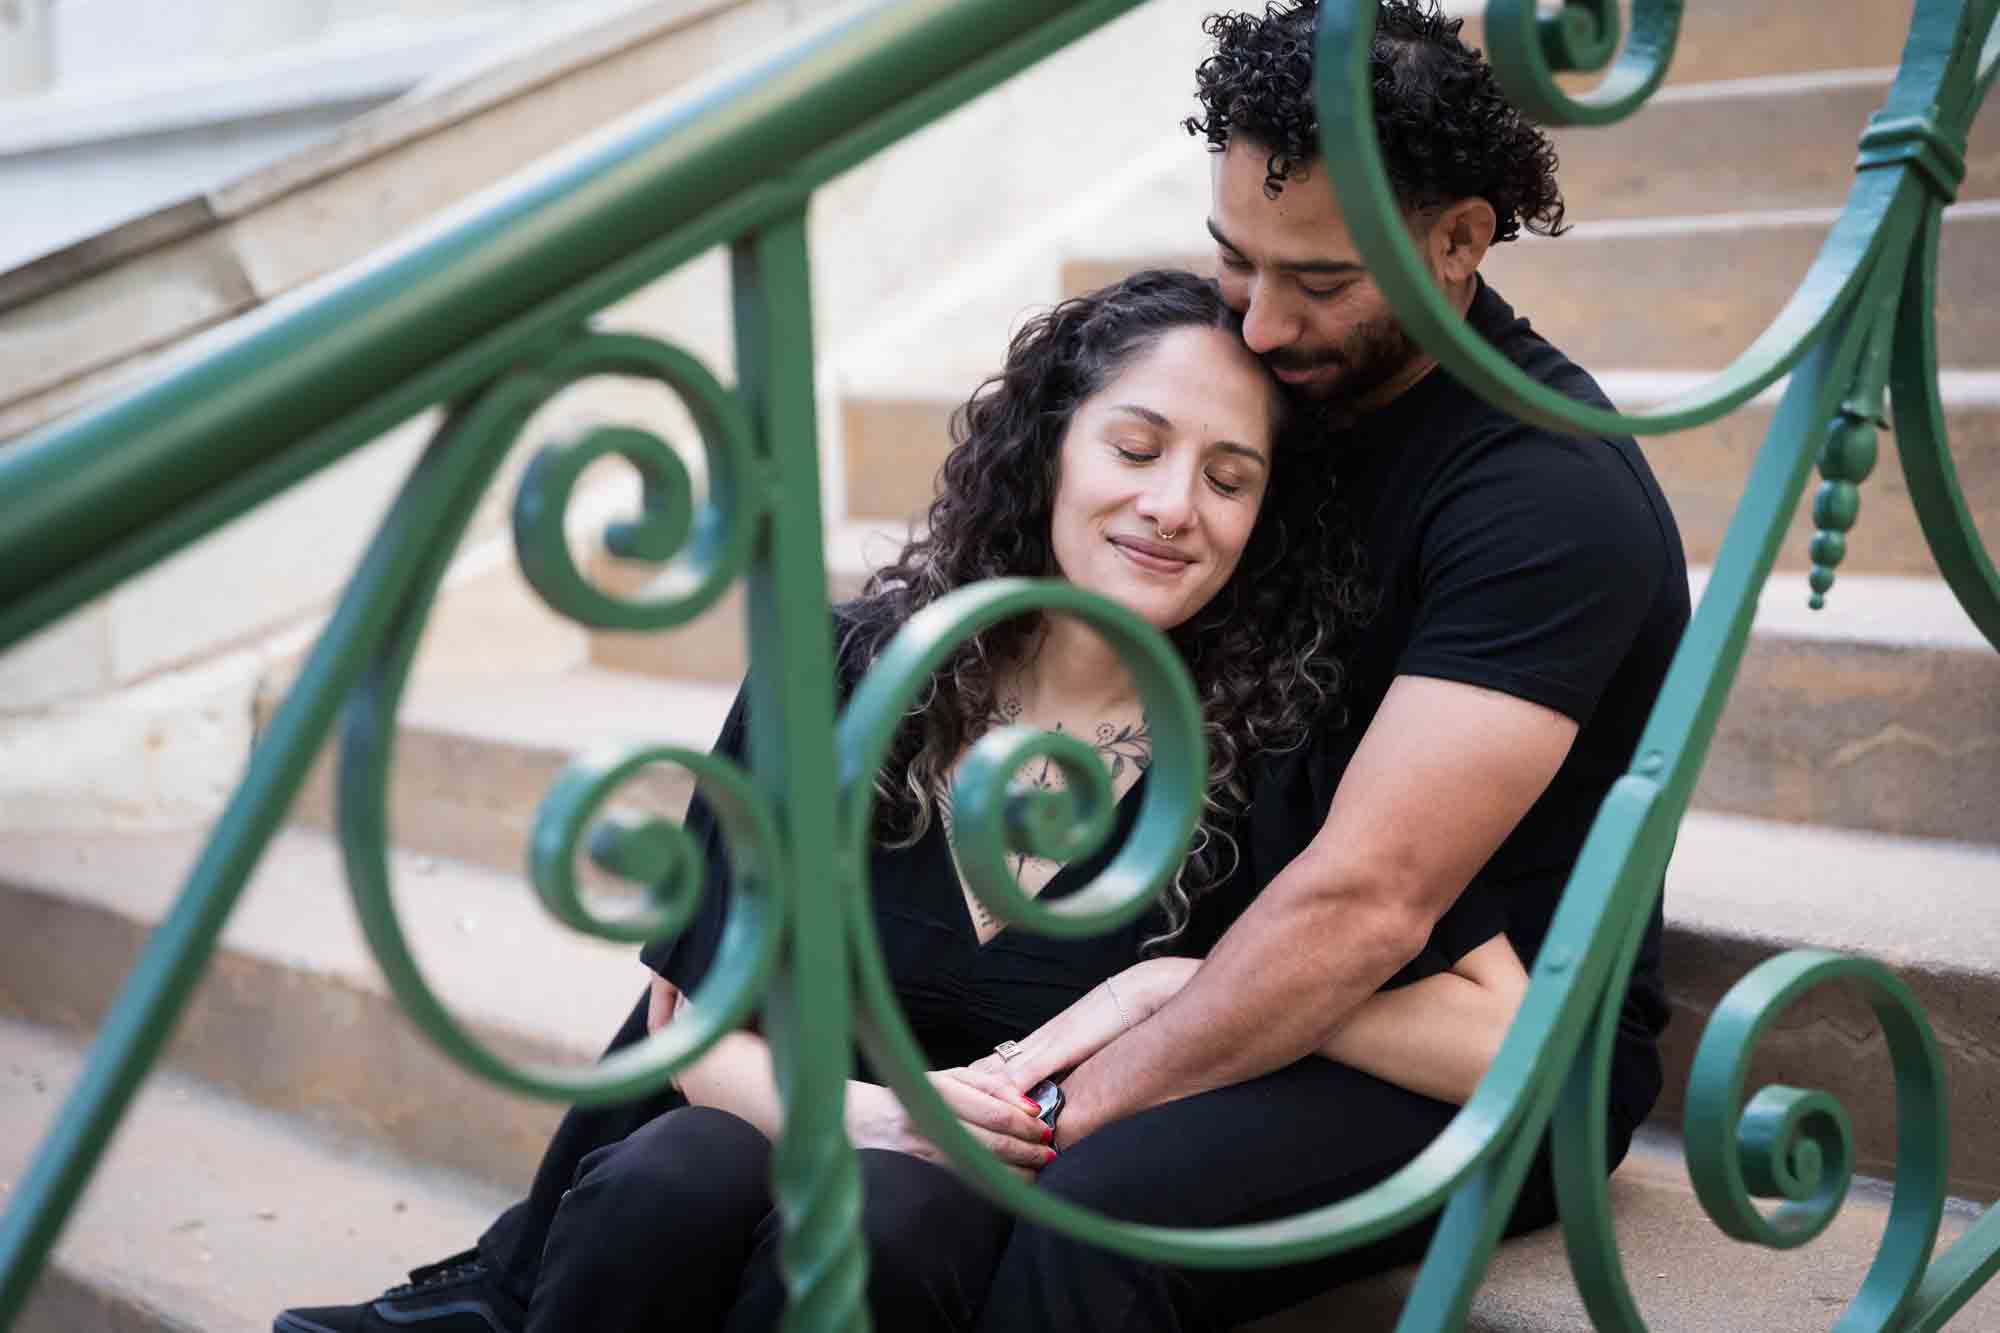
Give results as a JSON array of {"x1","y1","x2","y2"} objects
[{"x1": 565, "y1": 1105, "x2": 769, "y2": 1233}]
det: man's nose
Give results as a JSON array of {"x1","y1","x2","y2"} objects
[{"x1": 1239, "y1": 285, "x2": 1293, "y2": 356}]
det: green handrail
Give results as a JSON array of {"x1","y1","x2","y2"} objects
[{"x1": 1, "y1": 0, "x2": 1996, "y2": 1328}]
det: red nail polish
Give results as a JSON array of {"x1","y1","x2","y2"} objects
[
  {"x1": 1045, "y1": 1147, "x2": 1059, "y2": 1163},
  {"x1": 1020, "y1": 1098, "x2": 1041, "y2": 1114},
  {"x1": 1041, "y1": 1124, "x2": 1054, "y2": 1145}
]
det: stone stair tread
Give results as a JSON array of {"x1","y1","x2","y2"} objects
[
  {"x1": 399, "y1": 663, "x2": 740, "y2": 756},
  {"x1": 1668, "y1": 811, "x2": 2000, "y2": 980},
  {"x1": 0, "y1": 825, "x2": 639, "y2": 1059},
  {"x1": 1, "y1": 1017, "x2": 515, "y2": 1333},
  {"x1": 1694, "y1": 567, "x2": 1994, "y2": 652},
  {"x1": 8, "y1": 1013, "x2": 1992, "y2": 1333},
  {"x1": 1255, "y1": 1126, "x2": 1998, "y2": 1333}
]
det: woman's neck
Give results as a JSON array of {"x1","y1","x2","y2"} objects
[{"x1": 1008, "y1": 613, "x2": 1142, "y2": 720}]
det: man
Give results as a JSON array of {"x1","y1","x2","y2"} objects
[{"x1": 277, "y1": 2, "x2": 1685, "y2": 1329}]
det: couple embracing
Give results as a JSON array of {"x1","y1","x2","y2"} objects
[{"x1": 279, "y1": 2, "x2": 1687, "y2": 1330}]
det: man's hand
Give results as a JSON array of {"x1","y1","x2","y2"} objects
[{"x1": 844, "y1": 1070, "x2": 1055, "y2": 1180}]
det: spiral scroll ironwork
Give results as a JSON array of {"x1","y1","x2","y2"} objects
[
  {"x1": 511, "y1": 331, "x2": 764, "y2": 632},
  {"x1": 833, "y1": 579, "x2": 1554, "y2": 1277},
  {"x1": 838, "y1": 579, "x2": 1206, "y2": 941},
  {"x1": 1313, "y1": 0, "x2": 1976, "y2": 439},
  {"x1": 1684, "y1": 951, "x2": 1951, "y2": 1330},
  {"x1": 335, "y1": 329, "x2": 786, "y2": 1104},
  {"x1": 1480, "y1": 0, "x2": 1679, "y2": 127}
]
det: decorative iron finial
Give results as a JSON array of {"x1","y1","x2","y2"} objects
[{"x1": 1808, "y1": 411, "x2": 1880, "y2": 610}]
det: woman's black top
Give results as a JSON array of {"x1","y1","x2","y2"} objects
[{"x1": 644, "y1": 670, "x2": 1504, "y2": 1075}]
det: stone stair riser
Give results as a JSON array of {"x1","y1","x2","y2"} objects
[
  {"x1": 285, "y1": 719, "x2": 698, "y2": 877},
  {"x1": 1461, "y1": 3, "x2": 1924, "y2": 90},
  {"x1": 356, "y1": 635, "x2": 1999, "y2": 864},
  {"x1": 0, "y1": 880, "x2": 570, "y2": 1193},
  {"x1": 1061, "y1": 208, "x2": 2000, "y2": 374},
  {"x1": 587, "y1": 558, "x2": 875, "y2": 686},
  {"x1": 1543, "y1": 84, "x2": 2000, "y2": 221},
  {"x1": 1656, "y1": 923, "x2": 2000, "y2": 1202},
  {"x1": 841, "y1": 391, "x2": 1999, "y2": 578},
  {"x1": 1695, "y1": 635, "x2": 2000, "y2": 844}
]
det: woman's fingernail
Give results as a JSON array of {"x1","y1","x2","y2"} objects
[
  {"x1": 1020, "y1": 1098, "x2": 1041, "y2": 1114},
  {"x1": 1041, "y1": 1124, "x2": 1054, "y2": 1145},
  {"x1": 1045, "y1": 1147, "x2": 1059, "y2": 1163}
]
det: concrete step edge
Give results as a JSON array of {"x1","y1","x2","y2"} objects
[
  {"x1": 6, "y1": 1012, "x2": 1992, "y2": 1333},
  {"x1": 0, "y1": 825, "x2": 646, "y2": 1186},
  {"x1": 2, "y1": 1017, "x2": 515, "y2": 1333}
]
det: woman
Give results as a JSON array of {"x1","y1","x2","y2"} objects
[{"x1": 519, "y1": 270, "x2": 1529, "y2": 1333}]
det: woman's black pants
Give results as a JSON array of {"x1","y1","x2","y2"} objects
[{"x1": 486, "y1": 993, "x2": 1617, "y2": 1332}]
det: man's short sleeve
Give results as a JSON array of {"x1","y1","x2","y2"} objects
[
  {"x1": 638, "y1": 688, "x2": 752, "y2": 990},
  {"x1": 1397, "y1": 434, "x2": 1670, "y2": 724}
]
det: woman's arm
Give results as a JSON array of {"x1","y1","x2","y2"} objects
[
  {"x1": 1317, "y1": 935, "x2": 1529, "y2": 1104},
  {"x1": 649, "y1": 975, "x2": 1055, "y2": 1176},
  {"x1": 975, "y1": 935, "x2": 1530, "y2": 1107}
]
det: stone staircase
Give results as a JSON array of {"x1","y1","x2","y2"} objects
[{"x1": 4, "y1": 1, "x2": 1999, "y2": 1330}]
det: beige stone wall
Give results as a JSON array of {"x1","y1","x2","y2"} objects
[{"x1": 2, "y1": 0, "x2": 1236, "y2": 836}]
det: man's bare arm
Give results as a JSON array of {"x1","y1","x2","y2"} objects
[{"x1": 1048, "y1": 674, "x2": 1578, "y2": 1143}]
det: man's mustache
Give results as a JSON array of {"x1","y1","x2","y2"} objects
[{"x1": 1261, "y1": 347, "x2": 1344, "y2": 374}]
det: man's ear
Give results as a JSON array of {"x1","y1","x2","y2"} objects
[
  {"x1": 1432, "y1": 198, "x2": 1496, "y2": 284},
  {"x1": 1421, "y1": 198, "x2": 1498, "y2": 289}
]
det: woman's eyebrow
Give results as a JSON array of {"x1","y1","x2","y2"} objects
[
  {"x1": 1112, "y1": 405, "x2": 1266, "y2": 466},
  {"x1": 1109, "y1": 403, "x2": 1172, "y2": 428},
  {"x1": 1212, "y1": 441, "x2": 1269, "y2": 468}
]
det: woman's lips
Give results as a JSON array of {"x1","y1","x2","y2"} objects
[{"x1": 1109, "y1": 535, "x2": 1195, "y2": 575}]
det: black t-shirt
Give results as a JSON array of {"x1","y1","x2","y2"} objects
[
  {"x1": 642, "y1": 682, "x2": 1253, "y2": 1075},
  {"x1": 1249, "y1": 278, "x2": 1688, "y2": 1133},
  {"x1": 646, "y1": 641, "x2": 1502, "y2": 1076}
]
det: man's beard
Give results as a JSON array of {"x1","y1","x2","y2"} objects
[{"x1": 1266, "y1": 310, "x2": 1421, "y2": 434}]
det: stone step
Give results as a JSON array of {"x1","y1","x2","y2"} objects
[
  {"x1": 2, "y1": 1018, "x2": 516, "y2": 1333},
  {"x1": 1254, "y1": 1126, "x2": 1999, "y2": 1333},
  {"x1": 838, "y1": 372, "x2": 2000, "y2": 577},
  {"x1": 1008, "y1": 65, "x2": 1998, "y2": 231},
  {"x1": 1544, "y1": 68, "x2": 2000, "y2": 221},
  {"x1": 5, "y1": 1015, "x2": 1994, "y2": 1333},
  {"x1": 585, "y1": 519, "x2": 897, "y2": 685},
  {"x1": 0, "y1": 826, "x2": 643, "y2": 1191},
  {"x1": 7, "y1": 780, "x2": 1997, "y2": 1200},
  {"x1": 385, "y1": 567, "x2": 1998, "y2": 850},
  {"x1": 1658, "y1": 811, "x2": 2000, "y2": 1202},
  {"x1": 1461, "y1": 0, "x2": 1927, "y2": 90},
  {"x1": 278, "y1": 664, "x2": 739, "y2": 876},
  {"x1": 1692, "y1": 570, "x2": 1999, "y2": 845},
  {"x1": 1060, "y1": 199, "x2": 2000, "y2": 375}
]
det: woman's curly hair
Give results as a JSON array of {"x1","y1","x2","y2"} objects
[
  {"x1": 1185, "y1": 0, "x2": 1566, "y2": 242},
  {"x1": 836, "y1": 269, "x2": 1365, "y2": 951}
]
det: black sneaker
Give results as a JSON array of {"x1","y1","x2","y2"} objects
[{"x1": 274, "y1": 1249, "x2": 525, "y2": 1333}]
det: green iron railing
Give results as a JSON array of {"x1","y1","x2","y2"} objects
[{"x1": 1, "y1": 0, "x2": 1997, "y2": 1327}]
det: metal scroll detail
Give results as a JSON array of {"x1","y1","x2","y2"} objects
[
  {"x1": 1312, "y1": 0, "x2": 2000, "y2": 1328},
  {"x1": 335, "y1": 330, "x2": 787, "y2": 1104}
]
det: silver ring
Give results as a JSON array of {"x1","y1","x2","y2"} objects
[{"x1": 994, "y1": 1039, "x2": 1024, "y2": 1062}]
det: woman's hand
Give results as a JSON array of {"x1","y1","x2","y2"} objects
[{"x1": 844, "y1": 1071, "x2": 1055, "y2": 1181}]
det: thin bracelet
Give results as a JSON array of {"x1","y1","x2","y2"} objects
[{"x1": 1103, "y1": 976, "x2": 1132, "y2": 1031}]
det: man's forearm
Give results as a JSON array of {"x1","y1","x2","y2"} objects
[{"x1": 1055, "y1": 858, "x2": 1423, "y2": 1143}]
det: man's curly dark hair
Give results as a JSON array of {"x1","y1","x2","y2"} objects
[
  {"x1": 836, "y1": 269, "x2": 1365, "y2": 951},
  {"x1": 1185, "y1": 0, "x2": 1566, "y2": 242}
]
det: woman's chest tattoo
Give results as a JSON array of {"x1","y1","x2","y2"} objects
[{"x1": 942, "y1": 698, "x2": 1152, "y2": 942}]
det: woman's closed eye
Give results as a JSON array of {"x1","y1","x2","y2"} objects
[{"x1": 1110, "y1": 441, "x2": 1159, "y2": 463}]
